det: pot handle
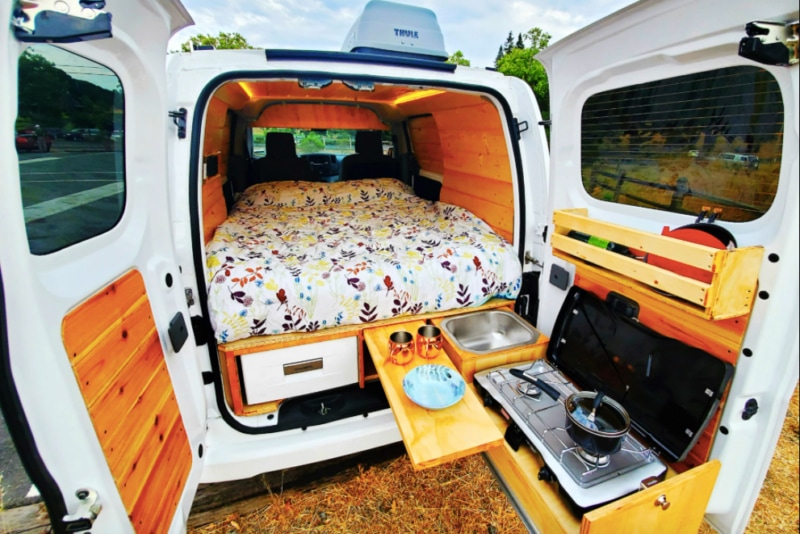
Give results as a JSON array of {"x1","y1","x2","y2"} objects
[{"x1": 510, "y1": 369, "x2": 561, "y2": 401}]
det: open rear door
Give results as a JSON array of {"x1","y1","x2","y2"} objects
[
  {"x1": 0, "y1": 1, "x2": 204, "y2": 532},
  {"x1": 534, "y1": 0, "x2": 798, "y2": 532}
]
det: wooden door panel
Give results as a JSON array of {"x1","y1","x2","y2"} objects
[{"x1": 62, "y1": 269, "x2": 192, "y2": 533}]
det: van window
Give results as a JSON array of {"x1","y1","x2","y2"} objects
[
  {"x1": 581, "y1": 66, "x2": 783, "y2": 222},
  {"x1": 16, "y1": 44, "x2": 125, "y2": 254},
  {"x1": 251, "y1": 128, "x2": 392, "y2": 157}
]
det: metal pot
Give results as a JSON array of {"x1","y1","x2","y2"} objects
[{"x1": 565, "y1": 391, "x2": 630, "y2": 457}]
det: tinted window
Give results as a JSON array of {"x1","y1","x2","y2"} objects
[
  {"x1": 17, "y1": 44, "x2": 124, "y2": 254},
  {"x1": 582, "y1": 67, "x2": 783, "y2": 222}
]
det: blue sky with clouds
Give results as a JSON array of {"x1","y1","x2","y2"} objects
[{"x1": 169, "y1": 0, "x2": 638, "y2": 68}]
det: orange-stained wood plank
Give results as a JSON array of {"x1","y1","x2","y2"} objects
[
  {"x1": 62, "y1": 270, "x2": 192, "y2": 533},
  {"x1": 408, "y1": 116, "x2": 443, "y2": 176},
  {"x1": 440, "y1": 186, "x2": 514, "y2": 242},
  {"x1": 112, "y1": 390, "x2": 183, "y2": 512},
  {"x1": 202, "y1": 175, "x2": 227, "y2": 244},
  {"x1": 92, "y1": 356, "x2": 173, "y2": 470},
  {"x1": 580, "y1": 461, "x2": 720, "y2": 534},
  {"x1": 254, "y1": 104, "x2": 388, "y2": 130},
  {"x1": 70, "y1": 298, "x2": 155, "y2": 405},
  {"x1": 439, "y1": 171, "x2": 514, "y2": 207},
  {"x1": 212, "y1": 82, "x2": 251, "y2": 110},
  {"x1": 205, "y1": 97, "x2": 229, "y2": 129},
  {"x1": 62, "y1": 271, "x2": 148, "y2": 357},
  {"x1": 127, "y1": 415, "x2": 192, "y2": 533}
]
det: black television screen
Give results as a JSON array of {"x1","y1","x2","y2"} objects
[{"x1": 547, "y1": 287, "x2": 734, "y2": 462}]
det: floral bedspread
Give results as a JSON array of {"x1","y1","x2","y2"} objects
[{"x1": 206, "y1": 178, "x2": 522, "y2": 344}]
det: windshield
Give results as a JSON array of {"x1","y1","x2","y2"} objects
[{"x1": 251, "y1": 128, "x2": 392, "y2": 157}]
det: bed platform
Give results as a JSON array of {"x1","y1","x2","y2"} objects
[{"x1": 205, "y1": 178, "x2": 522, "y2": 344}]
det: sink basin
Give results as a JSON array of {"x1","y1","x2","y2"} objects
[{"x1": 440, "y1": 310, "x2": 540, "y2": 354}]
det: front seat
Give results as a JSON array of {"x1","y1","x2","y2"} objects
[
  {"x1": 253, "y1": 132, "x2": 311, "y2": 182},
  {"x1": 340, "y1": 130, "x2": 397, "y2": 181}
]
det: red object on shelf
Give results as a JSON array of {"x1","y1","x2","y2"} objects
[{"x1": 646, "y1": 224, "x2": 734, "y2": 284}]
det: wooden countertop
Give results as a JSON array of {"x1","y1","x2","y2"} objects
[{"x1": 363, "y1": 321, "x2": 504, "y2": 470}]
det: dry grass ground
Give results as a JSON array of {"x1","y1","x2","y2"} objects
[{"x1": 190, "y1": 385, "x2": 798, "y2": 534}]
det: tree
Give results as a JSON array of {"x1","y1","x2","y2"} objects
[
  {"x1": 495, "y1": 27, "x2": 553, "y2": 119},
  {"x1": 447, "y1": 50, "x2": 471, "y2": 67},
  {"x1": 525, "y1": 27, "x2": 551, "y2": 51},
  {"x1": 495, "y1": 46, "x2": 504, "y2": 67},
  {"x1": 180, "y1": 32, "x2": 255, "y2": 52},
  {"x1": 515, "y1": 33, "x2": 525, "y2": 50},
  {"x1": 503, "y1": 31, "x2": 515, "y2": 55}
]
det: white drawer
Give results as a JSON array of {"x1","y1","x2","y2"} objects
[{"x1": 240, "y1": 337, "x2": 359, "y2": 405}]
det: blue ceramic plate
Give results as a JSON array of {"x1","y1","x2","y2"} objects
[{"x1": 402, "y1": 364, "x2": 466, "y2": 410}]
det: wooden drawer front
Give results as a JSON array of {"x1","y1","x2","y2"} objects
[
  {"x1": 240, "y1": 337, "x2": 358, "y2": 404},
  {"x1": 581, "y1": 460, "x2": 720, "y2": 534}
]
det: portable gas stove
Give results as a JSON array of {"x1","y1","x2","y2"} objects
[{"x1": 475, "y1": 360, "x2": 667, "y2": 511}]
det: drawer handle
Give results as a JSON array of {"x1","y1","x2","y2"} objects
[
  {"x1": 654, "y1": 494, "x2": 671, "y2": 510},
  {"x1": 284, "y1": 358, "x2": 323, "y2": 375}
]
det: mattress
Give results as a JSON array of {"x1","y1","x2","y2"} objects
[{"x1": 205, "y1": 178, "x2": 522, "y2": 344}]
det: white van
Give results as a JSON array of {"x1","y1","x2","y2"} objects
[{"x1": 1, "y1": 0, "x2": 797, "y2": 532}]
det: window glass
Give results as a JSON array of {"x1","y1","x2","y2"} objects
[
  {"x1": 17, "y1": 44, "x2": 125, "y2": 254},
  {"x1": 581, "y1": 67, "x2": 783, "y2": 222},
  {"x1": 251, "y1": 127, "x2": 393, "y2": 157}
]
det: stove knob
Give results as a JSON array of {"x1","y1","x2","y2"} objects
[{"x1": 538, "y1": 465, "x2": 556, "y2": 483}]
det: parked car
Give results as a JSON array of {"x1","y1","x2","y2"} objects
[
  {"x1": 64, "y1": 128, "x2": 84, "y2": 141},
  {"x1": 719, "y1": 152, "x2": 759, "y2": 169},
  {"x1": 14, "y1": 130, "x2": 50, "y2": 152}
]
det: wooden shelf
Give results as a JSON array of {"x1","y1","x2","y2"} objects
[
  {"x1": 363, "y1": 321, "x2": 504, "y2": 470},
  {"x1": 552, "y1": 208, "x2": 763, "y2": 320}
]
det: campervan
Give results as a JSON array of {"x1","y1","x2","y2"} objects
[{"x1": 1, "y1": 0, "x2": 797, "y2": 532}]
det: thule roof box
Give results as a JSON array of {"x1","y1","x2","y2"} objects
[{"x1": 341, "y1": 0, "x2": 448, "y2": 62}]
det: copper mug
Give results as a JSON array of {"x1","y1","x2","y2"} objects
[
  {"x1": 416, "y1": 325, "x2": 443, "y2": 359},
  {"x1": 388, "y1": 330, "x2": 414, "y2": 364}
]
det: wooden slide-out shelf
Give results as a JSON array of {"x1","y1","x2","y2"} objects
[{"x1": 551, "y1": 208, "x2": 763, "y2": 321}]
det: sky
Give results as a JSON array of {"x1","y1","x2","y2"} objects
[{"x1": 168, "y1": 0, "x2": 639, "y2": 68}]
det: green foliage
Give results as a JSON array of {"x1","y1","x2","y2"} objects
[
  {"x1": 180, "y1": 32, "x2": 255, "y2": 52},
  {"x1": 297, "y1": 131, "x2": 325, "y2": 153},
  {"x1": 446, "y1": 50, "x2": 471, "y2": 67},
  {"x1": 495, "y1": 27, "x2": 553, "y2": 119},
  {"x1": 503, "y1": 31, "x2": 514, "y2": 54},
  {"x1": 496, "y1": 47, "x2": 550, "y2": 116},
  {"x1": 17, "y1": 47, "x2": 118, "y2": 131}
]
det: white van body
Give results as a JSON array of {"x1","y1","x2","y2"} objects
[{"x1": 0, "y1": 0, "x2": 797, "y2": 533}]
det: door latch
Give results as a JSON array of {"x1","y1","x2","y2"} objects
[
  {"x1": 169, "y1": 108, "x2": 188, "y2": 139},
  {"x1": 62, "y1": 488, "x2": 102, "y2": 532},
  {"x1": 742, "y1": 398, "x2": 759, "y2": 420}
]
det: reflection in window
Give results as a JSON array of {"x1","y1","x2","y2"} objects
[
  {"x1": 581, "y1": 67, "x2": 783, "y2": 222},
  {"x1": 16, "y1": 44, "x2": 125, "y2": 254}
]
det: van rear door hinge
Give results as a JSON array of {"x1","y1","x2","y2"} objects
[
  {"x1": 62, "y1": 488, "x2": 101, "y2": 532},
  {"x1": 169, "y1": 108, "x2": 187, "y2": 139}
]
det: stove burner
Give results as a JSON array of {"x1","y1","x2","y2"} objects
[
  {"x1": 517, "y1": 382, "x2": 541, "y2": 398},
  {"x1": 576, "y1": 447, "x2": 610, "y2": 467},
  {"x1": 475, "y1": 361, "x2": 667, "y2": 509}
]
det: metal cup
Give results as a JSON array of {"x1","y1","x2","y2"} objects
[
  {"x1": 416, "y1": 324, "x2": 443, "y2": 359},
  {"x1": 388, "y1": 330, "x2": 414, "y2": 364}
]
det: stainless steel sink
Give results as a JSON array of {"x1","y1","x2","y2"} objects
[{"x1": 440, "y1": 310, "x2": 540, "y2": 354}]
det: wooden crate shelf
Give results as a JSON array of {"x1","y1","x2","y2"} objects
[{"x1": 551, "y1": 208, "x2": 763, "y2": 320}]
